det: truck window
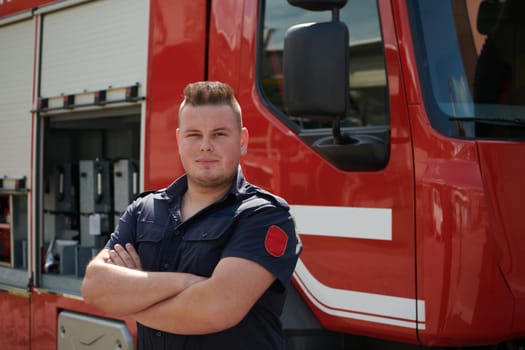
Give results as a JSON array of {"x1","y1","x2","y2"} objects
[
  {"x1": 259, "y1": 0, "x2": 389, "y2": 159},
  {"x1": 408, "y1": 0, "x2": 525, "y2": 140}
]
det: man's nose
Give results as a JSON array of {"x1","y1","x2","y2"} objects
[{"x1": 200, "y1": 136, "x2": 213, "y2": 151}]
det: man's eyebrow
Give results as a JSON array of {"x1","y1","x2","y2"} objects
[
  {"x1": 181, "y1": 128, "x2": 202, "y2": 133},
  {"x1": 212, "y1": 127, "x2": 233, "y2": 132},
  {"x1": 181, "y1": 126, "x2": 233, "y2": 133}
]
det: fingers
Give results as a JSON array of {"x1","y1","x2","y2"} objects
[
  {"x1": 109, "y1": 244, "x2": 139, "y2": 269},
  {"x1": 108, "y1": 245, "x2": 128, "y2": 267},
  {"x1": 124, "y1": 243, "x2": 143, "y2": 271}
]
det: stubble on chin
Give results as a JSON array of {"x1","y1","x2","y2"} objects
[{"x1": 187, "y1": 171, "x2": 236, "y2": 190}]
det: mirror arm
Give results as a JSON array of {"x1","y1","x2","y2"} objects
[
  {"x1": 332, "y1": 7, "x2": 339, "y2": 21},
  {"x1": 333, "y1": 117, "x2": 343, "y2": 144},
  {"x1": 331, "y1": 6, "x2": 347, "y2": 145}
]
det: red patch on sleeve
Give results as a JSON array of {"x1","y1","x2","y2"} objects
[{"x1": 265, "y1": 225, "x2": 288, "y2": 257}]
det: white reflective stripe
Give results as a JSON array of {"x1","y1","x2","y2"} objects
[
  {"x1": 289, "y1": 205, "x2": 425, "y2": 329},
  {"x1": 294, "y1": 259, "x2": 426, "y2": 329},
  {"x1": 290, "y1": 205, "x2": 392, "y2": 240}
]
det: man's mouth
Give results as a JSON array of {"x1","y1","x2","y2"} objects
[{"x1": 196, "y1": 158, "x2": 218, "y2": 165}]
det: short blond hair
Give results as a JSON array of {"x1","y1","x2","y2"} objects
[{"x1": 178, "y1": 81, "x2": 242, "y2": 129}]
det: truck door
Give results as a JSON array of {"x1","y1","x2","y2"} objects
[{"x1": 207, "y1": 0, "x2": 419, "y2": 344}]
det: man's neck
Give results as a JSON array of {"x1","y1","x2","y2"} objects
[{"x1": 181, "y1": 184, "x2": 230, "y2": 221}]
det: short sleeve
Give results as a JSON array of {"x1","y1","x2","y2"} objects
[
  {"x1": 222, "y1": 205, "x2": 302, "y2": 288},
  {"x1": 105, "y1": 200, "x2": 139, "y2": 249}
]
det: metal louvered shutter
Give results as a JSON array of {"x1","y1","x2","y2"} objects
[
  {"x1": 0, "y1": 19, "x2": 34, "y2": 180},
  {"x1": 40, "y1": 0, "x2": 149, "y2": 98}
]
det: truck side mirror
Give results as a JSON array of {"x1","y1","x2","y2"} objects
[{"x1": 283, "y1": 21, "x2": 349, "y2": 118}]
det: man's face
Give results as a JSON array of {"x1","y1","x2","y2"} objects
[{"x1": 176, "y1": 104, "x2": 248, "y2": 190}]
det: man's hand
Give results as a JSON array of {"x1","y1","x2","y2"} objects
[{"x1": 108, "y1": 243, "x2": 143, "y2": 270}]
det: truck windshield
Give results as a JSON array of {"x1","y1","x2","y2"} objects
[{"x1": 407, "y1": 0, "x2": 525, "y2": 140}]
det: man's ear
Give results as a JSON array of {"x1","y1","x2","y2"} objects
[
  {"x1": 176, "y1": 128, "x2": 180, "y2": 142},
  {"x1": 240, "y1": 127, "x2": 249, "y2": 155}
]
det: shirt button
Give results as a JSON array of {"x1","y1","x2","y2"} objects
[
  {"x1": 156, "y1": 331, "x2": 162, "y2": 337},
  {"x1": 163, "y1": 263, "x2": 169, "y2": 269}
]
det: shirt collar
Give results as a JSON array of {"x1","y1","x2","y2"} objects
[{"x1": 163, "y1": 166, "x2": 248, "y2": 203}]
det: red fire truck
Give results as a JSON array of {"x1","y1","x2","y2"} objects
[{"x1": 0, "y1": 0, "x2": 524, "y2": 349}]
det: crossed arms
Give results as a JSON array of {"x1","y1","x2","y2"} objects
[{"x1": 81, "y1": 243, "x2": 276, "y2": 334}]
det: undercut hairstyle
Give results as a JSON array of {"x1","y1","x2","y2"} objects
[{"x1": 179, "y1": 81, "x2": 243, "y2": 129}]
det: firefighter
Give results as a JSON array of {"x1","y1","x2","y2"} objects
[{"x1": 81, "y1": 81, "x2": 302, "y2": 350}]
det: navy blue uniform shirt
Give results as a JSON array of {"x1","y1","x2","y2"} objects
[{"x1": 106, "y1": 167, "x2": 302, "y2": 349}]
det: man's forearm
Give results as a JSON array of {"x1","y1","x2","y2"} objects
[
  {"x1": 81, "y1": 252, "x2": 204, "y2": 316},
  {"x1": 131, "y1": 280, "x2": 223, "y2": 335},
  {"x1": 131, "y1": 257, "x2": 276, "y2": 335}
]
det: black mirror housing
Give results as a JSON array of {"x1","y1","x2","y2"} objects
[{"x1": 283, "y1": 21, "x2": 349, "y2": 118}]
